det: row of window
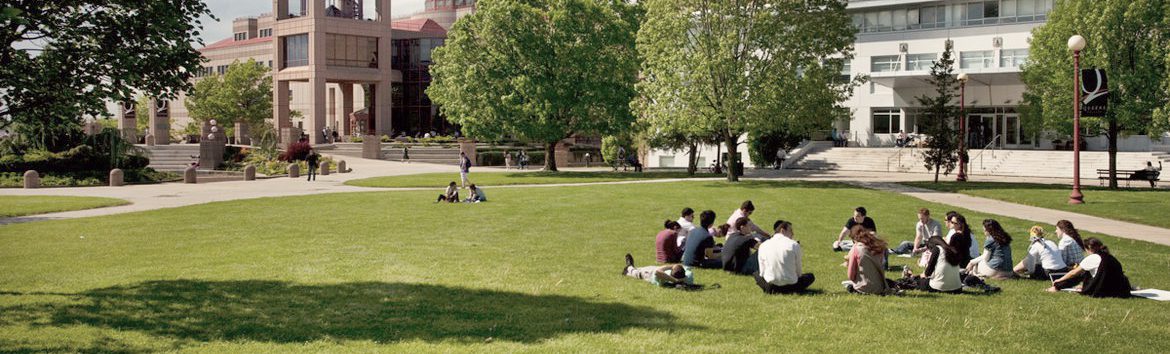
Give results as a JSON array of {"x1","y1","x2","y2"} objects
[
  {"x1": 852, "y1": 0, "x2": 1054, "y2": 34},
  {"x1": 326, "y1": 34, "x2": 379, "y2": 68},
  {"x1": 868, "y1": 48, "x2": 1028, "y2": 73},
  {"x1": 259, "y1": 28, "x2": 273, "y2": 38},
  {"x1": 233, "y1": 32, "x2": 247, "y2": 41},
  {"x1": 192, "y1": 61, "x2": 274, "y2": 78}
]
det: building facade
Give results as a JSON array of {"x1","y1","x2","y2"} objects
[{"x1": 409, "y1": 0, "x2": 477, "y2": 30}]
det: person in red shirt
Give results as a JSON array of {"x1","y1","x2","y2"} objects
[{"x1": 655, "y1": 220, "x2": 683, "y2": 263}]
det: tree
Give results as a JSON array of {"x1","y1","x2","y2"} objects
[
  {"x1": 428, "y1": 0, "x2": 641, "y2": 171},
  {"x1": 916, "y1": 41, "x2": 961, "y2": 183},
  {"x1": 1021, "y1": 0, "x2": 1170, "y2": 188},
  {"x1": 636, "y1": 0, "x2": 860, "y2": 181},
  {"x1": 0, "y1": 1, "x2": 214, "y2": 146},
  {"x1": 185, "y1": 59, "x2": 274, "y2": 144}
]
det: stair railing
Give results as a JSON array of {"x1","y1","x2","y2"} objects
[{"x1": 971, "y1": 134, "x2": 1002, "y2": 175}]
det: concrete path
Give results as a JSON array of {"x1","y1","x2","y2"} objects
[{"x1": 848, "y1": 181, "x2": 1170, "y2": 247}]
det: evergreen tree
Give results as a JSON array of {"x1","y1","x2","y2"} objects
[{"x1": 916, "y1": 41, "x2": 961, "y2": 183}]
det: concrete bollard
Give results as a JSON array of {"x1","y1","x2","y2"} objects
[
  {"x1": 244, "y1": 165, "x2": 256, "y2": 181},
  {"x1": 288, "y1": 163, "x2": 300, "y2": 178},
  {"x1": 109, "y1": 169, "x2": 124, "y2": 187},
  {"x1": 338, "y1": 160, "x2": 347, "y2": 173},
  {"x1": 184, "y1": 166, "x2": 197, "y2": 184},
  {"x1": 23, "y1": 170, "x2": 39, "y2": 189},
  {"x1": 320, "y1": 161, "x2": 330, "y2": 175},
  {"x1": 145, "y1": 134, "x2": 156, "y2": 146}
]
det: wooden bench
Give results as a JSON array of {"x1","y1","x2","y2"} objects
[{"x1": 1097, "y1": 169, "x2": 1161, "y2": 187}]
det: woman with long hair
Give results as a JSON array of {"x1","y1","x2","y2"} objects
[
  {"x1": 1015, "y1": 226, "x2": 1070, "y2": 280},
  {"x1": 946, "y1": 214, "x2": 975, "y2": 268},
  {"x1": 844, "y1": 225, "x2": 897, "y2": 295},
  {"x1": 966, "y1": 219, "x2": 1015, "y2": 279},
  {"x1": 1049, "y1": 237, "x2": 1133, "y2": 298},
  {"x1": 896, "y1": 236, "x2": 963, "y2": 293},
  {"x1": 1055, "y1": 220, "x2": 1086, "y2": 266}
]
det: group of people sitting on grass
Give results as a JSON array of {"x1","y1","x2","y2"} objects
[
  {"x1": 435, "y1": 181, "x2": 487, "y2": 203},
  {"x1": 624, "y1": 202, "x2": 1134, "y2": 298}
]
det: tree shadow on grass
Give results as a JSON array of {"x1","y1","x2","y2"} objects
[
  {"x1": 901, "y1": 181, "x2": 1170, "y2": 193},
  {"x1": 0, "y1": 280, "x2": 698, "y2": 345}
]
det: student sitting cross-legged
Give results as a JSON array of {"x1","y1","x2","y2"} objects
[
  {"x1": 1048, "y1": 237, "x2": 1133, "y2": 298},
  {"x1": 1055, "y1": 220, "x2": 1086, "y2": 267},
  {"x1": 754, "y1": 220, "x2": 815, "y2": 294},
  {"x1": 1015, "y1": 226, "x2": 1070, "y2": 280},
  {"x1": 655, "y1": 220, "x2": 683, "y2": 264},
  {"x1": 436, "y1": 181, "x2": 460, "y2": 203},
  {"x1": 844, "y1": 225, "x2": 898, "y2": 295},
  {"x1": 682, "y1": 210, "x2": 723, "y2": 269},
  {"x1": 966, "y1": 219, "x2": 1015, "y2": 280},
  {"x1": 722, "y1": 217, "x2": 761, "y2": 275},
  {"x1": 895, "y1": 236, "x2": 964, "y2": 294}
]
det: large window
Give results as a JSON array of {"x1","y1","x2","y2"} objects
[
  {"x1": 871, "y1": 55, "x2": 901, "y2": 73},
  {"x1": 283, "y1": 34, "x2": 309, "y2": 68},
  {"x1": 872, "y1": 109, "x2": 902, "y2": 135},
  {"x1": 326, "y1": 34, "x2": 379, "y2": 68},
  {"x1": 853, "y1": 1, "x2": 1052, "y2": 33},
  {"x1": 960, "y1": 50, "x2": 994, "y2": 69},
  {"x1": 906, "y1": 53, "x2": 937, "y2": 71},
  {"x1": 1000, "y1": 48, "x2": 1028, "y2": 68}
]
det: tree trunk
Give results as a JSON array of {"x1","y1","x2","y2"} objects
[
  {"x1": 725, "y1": 136, "x2": 739, "y2": 182},
  {"x1": 544, "y1": 141, "x2": 558, "y2": 172},
  {"x1": 686, "y1": 142, "x2": 698, "y2": 176},
  {"x1": 934, "y1": 163, "x2": 941, "y2": 183},
  {"x1": 1108, "y1": 121, "x2": 1119, "y2": 189}
]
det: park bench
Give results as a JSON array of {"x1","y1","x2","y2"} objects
[{"x1": 1096, "y1": 169, "x2": 1160, "y2": 188}]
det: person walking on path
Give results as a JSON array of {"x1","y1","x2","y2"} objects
[
  {"x1": 459, "y1": 151, "x2": 473, "y2": 188},
  {"x1": 306, "y1": 149, "x2": 320, "y2": 181},
  {"x1": 775, "y1": 148, "x2": 786, "y2": 169},
  {"x1": 505, "y1": 150, "x2": 513, "y2": 170},
  {"x1": 402, "y1": 145, "x2": 410, "y2": 163}
]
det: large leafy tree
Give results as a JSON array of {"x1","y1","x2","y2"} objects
[
  {"x1": 185, "y1": 59, "x2": 274, "y2": 144},
  {"x1": 636, "y1": 0, "x2": 859, "y2": 181},
  {"x1": 916, "y1": 41, "x2": 961, "y2": 183},
  {"x1": 1021, "y1": 0, "x2": 1169, "y2": 188},
  {"x1": 428, "y1": 0, "x2": 641, "y2": 171}
]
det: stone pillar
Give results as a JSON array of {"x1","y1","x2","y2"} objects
[
  {"x1": 309, "y1": 76, "x2": 328, "y2": 144},
  {"x1": 328, "y1": 87, "x2": 337, "y2": 132},
  {"x1": 555, "y1": 142, "x2": 572, "y2": 168},
  {"x1": 362, "y1": 136, "x2": 382, "y2": 159},
  {"x1": 235, "y1": 122, "x2": 251, "y2": 145},
  {"x1": 281, "y1": 126, "x2": 303, "y2": 146},
  {"x1": 340, "y1": 84, "x2": 354, "y2": 136},
  {"x1": 337, "y1": 160, "x2": 347, "y2": 173},
  {"x1": 148, "y1": 99, "x2": 171, "y2": 145},
  {"x1": 118, "y1": 101, "x2": 137, "y2": 142},
  {"x1": 319, "y1": 161, "x2": 330, "y2": 175},
  {"x1": 374, "y1": 81, "x2": 392, "y2": 137},
  {"x1": 274, "y1": 80, "x2": 291, "y2": 142},
  {"x1": 199, "y1": 123, "x2": 226, "y2": 170},
  {"x1": 458, "y1": 139, "x2": 477, "y2": 163},
  {"x1": 184, "y1": 166, "x2": 197, "y2": 184},
  {"x1": 22, "y1": 170, "x2": 39, "y2": 189},
  {"x1": 109, "y1": 169, "x2": 124, "y2": 187},
  {"x1": 288, "y1": 163, "x2": 301, "y2": 178},
  {"x1": 244, "y1": 165, "x2": 256, "y2": 181}
]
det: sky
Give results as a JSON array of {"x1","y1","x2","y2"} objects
[{"x1": 197, "y1": 0, "x2": 427, "y2": 45}]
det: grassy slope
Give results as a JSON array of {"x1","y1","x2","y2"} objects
[
  {"x1": 1, "y1": 181, "x2": 1168, "y2": 353},
  {"x1": 345, "y1": 171, "x2": 722, "y2": 188},
  {"x1": 0, "y1": 196, "x2": 129, "y2": 218},
  {"x1": 903, "y1": 181, "x2": 1170, "y2": 229}
]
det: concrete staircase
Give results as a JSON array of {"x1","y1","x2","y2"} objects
[
  {"x1": 329, "y1": 143, "x2": 462, "y2": 165},
  {"x1": 789, "y1": 146, "x2": 1163, "y2": 179},
  {"x1": 139, "y1": 144, "x2": 200, "y2": 172}
]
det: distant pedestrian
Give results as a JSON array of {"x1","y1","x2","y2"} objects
[
  {"x1": 306, "y1": 149, "x2": 320, "y2": 181},
  {"x1": 585, "y1": 152, "x2": 592, "y2": 168},
  {"x1": 332, "y1": 130, "x2": 339, "y2": 143},
  {"x1": 518, "y1": 150, "x2": 529, "y2": 170},
  {"x1": 459, "y1": 151, "x2": 473, "y2": 188},
  {"x1": 402, "y1": 145, "x2": 410, "y2": 163},
  {"x1": 322, "y1": 127, "x2": 329, "y2": 143},
  {"x1": 504, "y1": 150, "x2": 513, "y2": 169},
  {"x1": 775, "y1": 148, "x2": 786, "y2": 169}
]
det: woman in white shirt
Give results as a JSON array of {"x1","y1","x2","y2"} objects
[
  {"x1": 1014, "y1": 226, "x2": 1070, "y2": 280},
  {"x1": 1055, "y1": 220, "x2": 1086, "y2": 266},
  {"x1": 1048, "y1": 237, "x2": 1133, "y2": 298},
  {"x1": 895, "y1": 236, "x2": 963, "y2": 294}
]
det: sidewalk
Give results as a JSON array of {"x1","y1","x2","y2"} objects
[{"x1": 849, "y1": 181, "x2": 1170, "y2": 247}]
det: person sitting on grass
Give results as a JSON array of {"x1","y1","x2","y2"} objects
[
  {"x1": 834, "y1": 206, "x2": 876, "y2": 252},
  {"x1": 966, "y1": 219, "x2": 1015, "y2": 280},
  {"x1": 436, "y1": 181, "x2": 459, "y2": 203},
  {"x1": 676, "y1": 208, "x2": 696, "y2": 249},
  {"x1": 755, "y1": 220, "x2": 815, "y2": 294},
  {"x1": 727, "y1": 200, "x2": 770, "y2": 240},
  {"x1": 682, "y1": 210, "x2": 723, "y2": 269},
  {"x1": 892, "y1": 208, "x2": 942, "y2": 256},
  {"x1": 722, "y1": 217, "x2": 761, "y2": 275},
  {"x1": 1048, "y1": 237, "x2": 1133, "y2": 298},
  {"x1": 655, "y1": 220, "x2": 683, "y2": 264},
  {"x1": 1015, "y1": 226, "x2": 1070, "y2": 280},
  {"x1": 895, "y1": 236, "x2": 963, "y2": 294},
  {"x1": 1056, "y1": 220, "x2": 1086, "y2": 266},
  {"x1": 465, "y1": 184, "x2": 487, "y2": 203},
  {"x1": 944, "y1": 214, "x2": 975, "y2": 269},
  {"x1": 623, "y1": 254, "x2": 690, "y2": 288},
  {"x1": 844, "y1": 225, "x2": 898, "y2": 295}
]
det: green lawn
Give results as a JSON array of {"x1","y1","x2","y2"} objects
[
  {"x1": 903, "y1": 181, "x2": 1170, "y2": 229},
  {"x1": 2, "y1": 181, "x2": 1169, "y2": 352},
  {"x1": 345, "y1": 171, "x2": 722, "y2": 188},
  {"x1": 0, "y1": 195, "x2": 129, "y2": 218}
]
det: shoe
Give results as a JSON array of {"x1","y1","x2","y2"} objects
[
  {"x1": 624, "y1": 253, "x2": 634, "y2": 271},
  {"x1": 983, "y1": 285, "x2": 1002, "y2": 294},
  {"x1": 844, "y1": 283, "x2": 857, "y2": 293}
]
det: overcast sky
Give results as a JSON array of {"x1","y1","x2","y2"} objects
[{"x1": 197, "y1": 0, "x2": 426, "y2": 44}]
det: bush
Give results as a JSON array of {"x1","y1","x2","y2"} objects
[
  {"x1": 477, "y1": 151, "x2": 506, "y2": 166},
  {"x1": 280, "y1": 142, "x2": 312, "y2": 161},
  {"x1": 0, "y1": 169, "x2": 178, "y2": 188},
  {"x1": 380, "y1": 135, "x2": 392, "y2": 143},
  {"x1": 601, "y1": 136, "x2": 632, "y2": 166},
  {"x1": 350, "y1": 136, "x2": 363, "y2": 143}
]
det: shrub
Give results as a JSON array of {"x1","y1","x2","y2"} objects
[
  {"x1": 380, "y1": 135, "x2": 392, "y2": 142},
  {"x1": 477, "y1": 151, "x2": 506, "y2": 166},
  {"x1": 280, "y1": 142, "x2": 312, "y2": 161},
  {"x1": 350, "y1": 136, "x2": 363, "y2": 143}
]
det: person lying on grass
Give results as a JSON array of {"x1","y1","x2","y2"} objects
[
  {"x1": 754, "y1": 220, "x2": 815, "y2": 294},
  {"x1": 1048, "y1": 237, "x2": 1134, "y2": 298},
  {"x1": 436, "y1": 181, "x2": 459, "y2": 203},
  {"x1": 623, "y1": 254, "x2": 708, "y2": 290}
]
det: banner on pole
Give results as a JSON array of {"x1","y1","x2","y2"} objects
[{"x1": 1080, "y1": 68, "x2": 1108, "y2": 117}]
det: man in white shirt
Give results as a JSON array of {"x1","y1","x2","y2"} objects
[
  {"x1": 892, "y1": 208, "x2": 942, "y2": 255},
  {"x1": 754, "y1": 220, "x2": 815, "y2": 294},
  {"x1": 727, "y1": 200, "x2": 768, "y2": 239},
  {"x1": 676, "y1": 207, "x2": 696, "y2": 248}
]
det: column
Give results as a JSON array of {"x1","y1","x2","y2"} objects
[
  {"x1": 340, "y1": 83, "x2": 354, "y2": 136},
  {"x1": 328, "y1": 87, "x2": 336, "y2": 130},
  {"x1": 310, "y1": 76, "x2": 328, "y2": 144},
  {"x1": 374, "y1": 80, "x2": 392, "y2": 137}
]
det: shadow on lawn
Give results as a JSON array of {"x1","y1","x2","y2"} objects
[
  {"x1": 0, "y1": 280, "x2": 696, "y2": 345},
  {"x1": 499, "y1": 171, "x2": 722, "y2": 180},
  {"x1": 901, "y1": 181, "x2": 1169, "y2": 193}
]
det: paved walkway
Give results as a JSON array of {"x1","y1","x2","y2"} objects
[{"x1": 4, "y1": 159, "x2": 1169, "y2": 247}]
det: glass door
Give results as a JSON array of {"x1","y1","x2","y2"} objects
[
  {"x1": 967, "y1": 114, "x2": 998, "y2": 149},
  {"x1": 1002, "y1": 114, "x2": 1023, "y2": 148}
]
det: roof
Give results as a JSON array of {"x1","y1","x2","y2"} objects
[
  {"x1": 201, "y1": 36, "x2": 273, "y2": 51},
  {"x1": 198, "y1": 19, "x2": 447, "y2": 52}
]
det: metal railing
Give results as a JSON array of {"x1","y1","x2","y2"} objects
[
  {"x1": 971, "y1": 134, "x2": 1002, "y2": 174},
  {"x1": 885, "y1": 140, "x2": 920, "y2": 172}
]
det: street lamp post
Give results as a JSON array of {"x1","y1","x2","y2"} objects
[
  {"x1": 1068, "y1": 35, "x2": 1086, "y2": 204},
  {"x1": 957, "y1": 73, "x2": 969, "y2": 182}
]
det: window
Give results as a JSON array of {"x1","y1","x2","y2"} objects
[
  {"x1": 283, "y1": 34, "x2": 309, "y2": 68},
  {"x1": 259, "y1": 28, "x2": 272, "y2": 38},
  {"x1": 658, "y1": 156, "x2": 675, "y2": 167},
  {"x1": 960, "y1": 50, "x2": 994, "y2": 69},
  {"x1": 1000, "y1": 49, "x2": 1028, "y2": 68},
  {"x1": 870, "y1": 55, "x2": 901, "y2": 72},
  {"x1": 872, "y1": 109, "x2": 901, "y2": 135},
  {"x1": 234, "y1": 32, "x2": 247, "y2": 41},
  {"x1": 326, "y1": 34, "x2": 379, "y2": 68},
  {"x1": 840, "y1": 59, "x2": 852, "y2": 82},
  {"x1": 918, "y1": 6, "x2": 946, "y2": 29},
  {"x1": 906, "y1": 53, "x2": 937, "y2": 71}
]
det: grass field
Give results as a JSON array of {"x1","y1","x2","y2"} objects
[
  {"x1": 345, "y1": 171, "x2": 723, "y2": 188},
  {"x1": 1, "y1": 181, "x2": 1168, "y2": 352},
  {"x1": 0, "y1": 195, "x2": 129, "y2": 218},
  {"x1": 903, "y1": 181, "x2": 1170, "y2": 229}
]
